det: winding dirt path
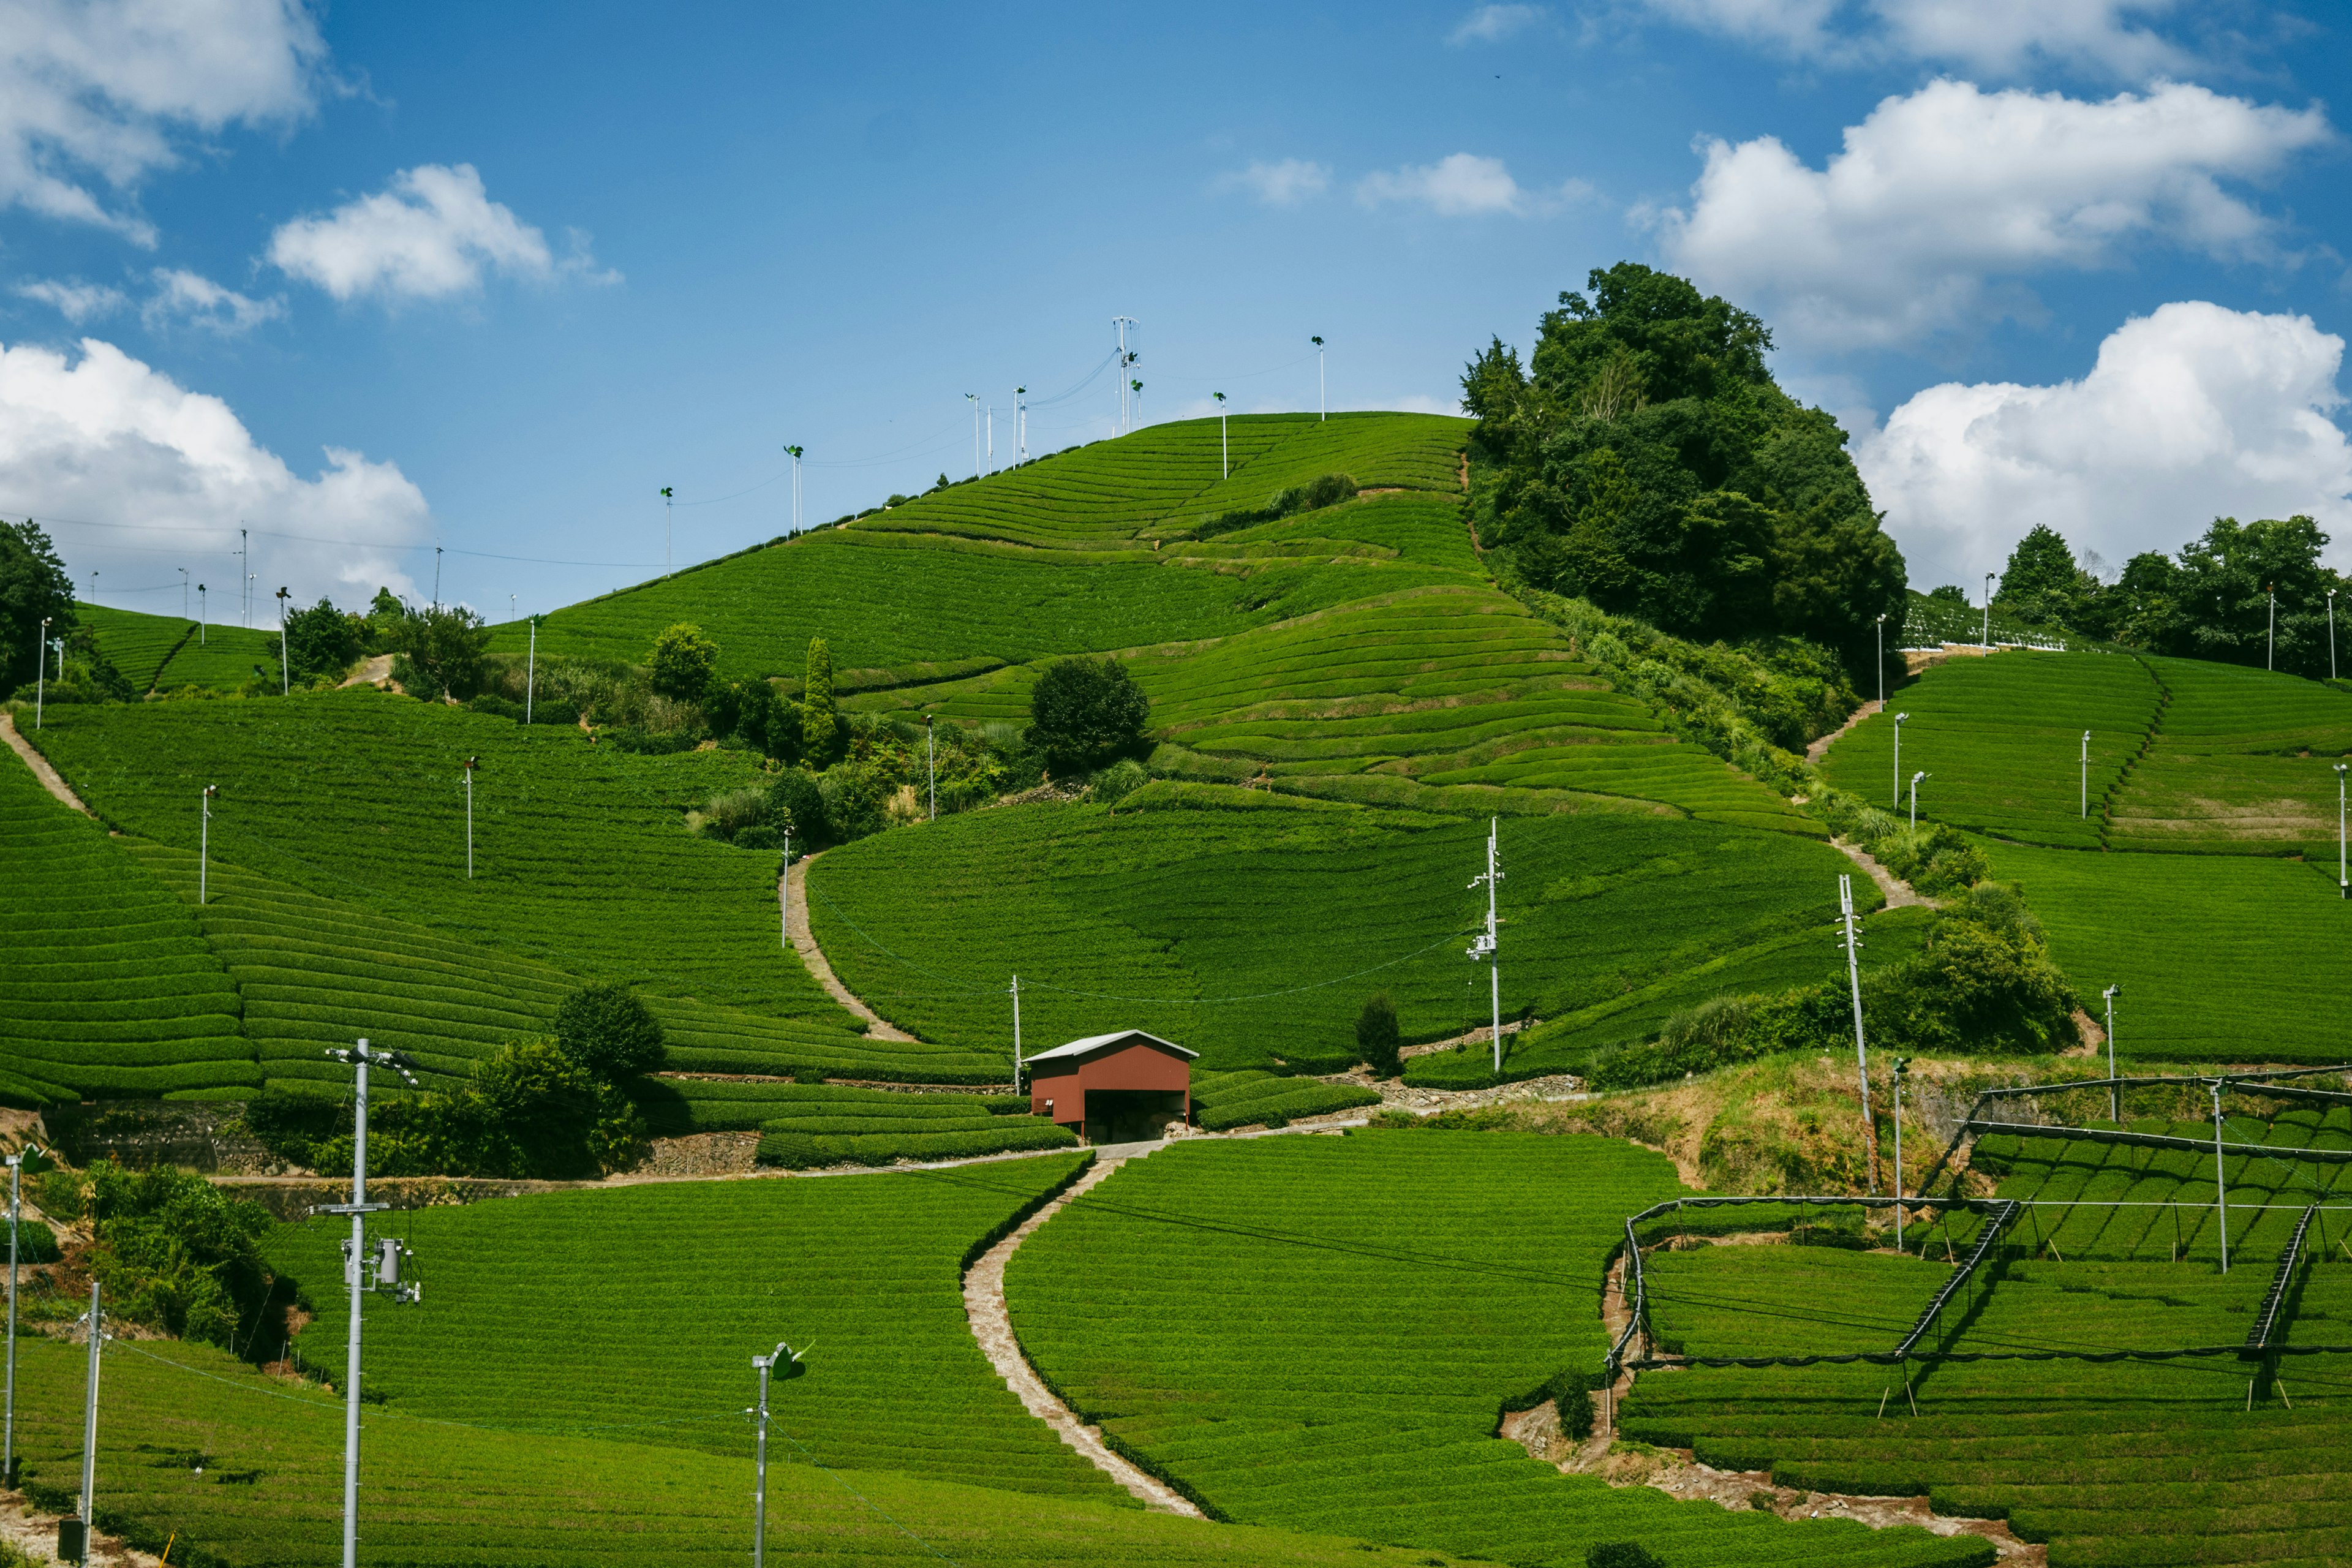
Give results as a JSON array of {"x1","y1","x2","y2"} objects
[
  {"x1": 785, "y1": 853, "x2": 919, "y2": 1042},
  {"x1": 962, "y1": 1150, "x2": 1206, "y2": 1517},
  {"x1": 1805, "y1": 698, "x2": 1882, "y2": 765},
  {"x1": 2, "y1": 712, "x2": 92, "y2": 814}
]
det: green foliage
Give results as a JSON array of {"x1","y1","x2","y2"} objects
[
  {"x1": 1010, "y1": 1133, "x2": 1973, "y2": 1566},
  {"x1": 1467, "y1": 264, "x2": 1905, "y2": 672},
  {"x1": 1355, "y1": 992, "x2": 1401, "y2": 1078},
  {"x1": 802, "y1": 635, "x2": 840, "y2": 761},
  {"x1": 1189, "y1": 1070, "x2": 1380, "y2": 1131},
  {"x1": 0, "y1": 518, "x2": 74, "y2": 695},
  {"x1": 552, "y1": 981, "x2": 666, "y2": 1079},
  {"x1": 764, "y1": 766, "x2": 829, "y2": 845},
  {"x1": 7, "y1": 1216, "x2": 59, "y2": 1263},
  {"x1": 647, "y1": 621, "x2": 718, "y2": 701},
  {"x1": 1993, "y1": 524, "x2": 2097, "y2": 628},
  {"x1": 15, "y1": 619, "x2": 136, "y2": 705},
  {"x1": 1588, "y1": 1545, "x2": 1664, "y2": 1568},
  {"x1": 271, "y1": 597, "x2": 365, "y2": 684},
  {"x1": 87, "y1": 1158, "x2": 274, "y2": 1349},
  {"x1": 387, "y1": 603, "x2": 493, "y2": 699},
  {"x1": 1029, "y1": 655, "x2": 1150, "y2": 775},
  {"x1": 1091, "y1": 756, "x2": 1148, "y2": 805}
]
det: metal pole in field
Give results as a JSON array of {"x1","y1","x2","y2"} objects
[
  {"x1": 783, "y1": 447, "x2": 804, "y2": 533},
  {"x1": 526, "y1": 618, "x2": 537, "y2": 725},
  {"x1": 179, "y1": 567, "x2": 189, "y2": 619},
  {"x1": 1312, "y1": 337, "x2": 1325, "y2": 420},
  {"x1": 75, "y1": 1278, "x2": 101, "y2": 1562},
  {"x1": 1909, "y1": 771, "x2": 1928, "y2": 830},
  {"x1": 1010, "y1": 974, "x2": 1023, "y2": 1091},
  {"x1": 2103, "y1": 985, "x2": 2120, "y2": 1122},
  {"x1": 2211, "y1": 1079, "x2": 2231, "y2": 1273},
  {"x1": 276, "y1": 586, "x2": 290, "y2": 694},
  {"x1": 432, "y1": 547, "x2": 443, "y2": 611},
  {"x1": 4, "y1": 1146, "x2": 48, "y2": 1488},
  {"x1": 1875, "y1": 613, "x2": 1885, "y2": 709},
  {"x1": 1015, "y1": 390, "x2": 1027, "y2": 465},
  {"x1": 660, "y1": 488, "x2": 673, "y2": 570},
  {"x1": 967, "y1": 393, "x2": 980, "y2": 476},
  {"x1": 198, "y1": 584, "x2": 206, "y2": 644},
  {"x1": 34, "y1": 616, "x2": 50, "y2": 729},
  {"x1": 1465, "y1": 820, "x2": 1504, "y2": 1072},
  {"x1": 779, "y1": 830, "x2": 791, "y2": 950},
  {"x1": 2267, "y1": 586, "x2": 2275, "y2": 672},
  {"x1": 748, "y1": 1342, "x2": 804, "y2": 1568},
  {"x1": 2336, "y1": 764, "x2": 2348, "y2": 899},
  {"x1": 2329, "y1": 590, "x2": 2338, "y2": 681},
  {"x1": 239, "y1": 527, "x2": 248, "y2": 627},
  {"x1": 462, "y1": 758, "x2": 478, "y2": 879},
  {"x1": 1839, "y1": 875, "x2": 1879, "y2": 1195},
  {"x1": 200, "y1": 785, "x2": 217, "y2": 905},
  {"x1": 1891, "y1": 711, "x2": 1907, "y2": 809},
  {"x1": 1214, "y1": 392, "x2": 1228, "y2": 477},
  {"x1": 2081, "y1": 730, "x2": 2090, "y2": 819},
  {"x1": 925, "y1": 717, "x2": 935, "y2": 822},
  {"x1": 1981, "y1": 573, "x2": 1994, "y2": 651},
  {"x1": 1892, "y1": 1058, "x2": 1909, "y2": 1251}
]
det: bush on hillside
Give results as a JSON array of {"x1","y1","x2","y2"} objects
[
  {"x1": 649, "y1": 622, "x2": 719, "y2": 702},
  {"x1": 1028, "y1": 655, "x2": 1150, "y2": 775},
  {"x1": 13, "y1": 622, "x2": 135, "y2": 704},
  {"x1": 6, "y1": 1218, "x2": 59, "y2": 1264},
  {"x1": 0, "y1": 517, "x2": 75, "y2": 696},
  {"x1": 1586, "y1": 1544, "x2": 1662, "y2": 1568},
  {"x1": 1091, "y1": 757, "x2": 1148, "y2": 806},
  {"x1": 386, "y1": 603, "x2": 492, "y2": 699},
  {"x1": 270, "y1": 597, "x2": 366, "y2": 683},
  {"x1": 802, "y1": 638, "x2": 841, "y2": 763},
  {"x1": 554, "y1": 982, "x2": 666, "y2": 1079},
  {"x1": 766, "y1": 767, "x2": 829, "y2": 846},
  {"x1": 86, "y1": 1159, "x2": 275, "y2": 1350},
  {"x1": 1356, "y1": 992, "x2": 1402, "y2": 1079}
]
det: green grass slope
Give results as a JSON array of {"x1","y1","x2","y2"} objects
[
  {"x1": 75, "y1": 603, "x2": 194, "y2": 691},
  {"x1": 0, "y1": 747, "x2": 255, "y2": 1103},
  {"x1": 2106, "y1": 654, "x2": 2352, "y2": 857},
  {"x1": 805, "y1": 796, "x2": 1871, "y2": 1072},
  {"x1": 1978, "y1": 837, "x2": 2352, "y2": 1064},
  {"x1": 1818, "y1": 650, "x2": 2160, "y2": 847},
  {"x1": 2, "y1": 1333, "x2": 1467, "y2": 1568},
  {"x1": 28, "y1": 690, "x2": 859, "y2": 1028},
  {"x1": 1007, "y1": 1133, "x2": 1982, "y2": 1568}
]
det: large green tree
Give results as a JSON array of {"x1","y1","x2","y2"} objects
[
  {"x1": 0, "y1": 518, "x2": 75, "y2": 695},
  {"x1": 1464, "y1": 265, "x2": 1906, "y2": 672}
]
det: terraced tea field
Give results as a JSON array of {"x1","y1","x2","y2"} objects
[
  {"x1": 806, "y1": 796, "x2": 1868, "y2": 1076},
  {"x1": 1008, "y1": 1132, "x2": 1983, "y2": 1567},
  {"x1": 1, "y1": 1332, "x2": 1457, "y2": 1568},
  {"x1": 81, "y1": 601, "x2": 285, "y2": 692},
  {"x1": 1976, "y1": 837, "x2": 2352, "y2": 1063},
  {"x1": 0, "y1": 747, "x2": 255, "y2": 1102},
  {"x1": 1620, "y1": 1110, "x2": 2352, "y2": 1564},
  {"x1": 28, "y1": 690, "x2": 859, "y2": 1028},
  {"x1": 75, "y1": 603, "x2": 196, "y2": 691},
  {"x1": 2105, "y1": 654, "x2": 2352, "y2": 858}
]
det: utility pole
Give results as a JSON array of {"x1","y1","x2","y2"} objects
[
  {"x1": 88, "y1": 570, "x2": 96, "y2": 606},
  {"x1": 1839, "y1": 875, "x2": 1880, "y2": 1195},
  {"x1": 1466, "y1": 820, "x2": 1504, "y2": 1073},
  {"x1": 526, "y1": 617, "x2": 538, "y2": 725},
  {"x1": 239, "y1": 527, "x2": 248, "y2": 627},
  {"x1": 2103, "y1": 986, "x2": 2121, "y2": 1121},
  {"x1": 276, "y1": 586, "x2": 291, "y2": 695},
  {"x1": 2081, "y1": 730, "x2": 2090, "y2": 820},
  {"x1": 1010, "y1": 974, "x2": 1023, "y2": 1090},
  {"x1": 2267, "y1": 586, "x2": 2276, "y2": 672},
  {"x1": 986, "y1": 404, "x2": 995, "y2": 473},
  {"x1": 1131, "y1": 380, "x2": 1143, "y2": 428},
  {"x1": 748, "y1": 1342, "x2": 806, "y2": 1568},
  {"x1": 966, "y1": 393, "x2": 980, "y2": 477},
  {"x1": 2211, "y1": 1079, "x2": 2231, "y2": 1273},
  {"x1": 198, "y1": 584, "x2": 206, "y2": 644},
  {"x1": 200, "y1": 785, "x2": 217, "y2": 905},
  {"x1": 1311, "y1": 336, "x2": 1325, "y2": 420},
  {"x1": 179, "y1": 567, "x2": 189, "y2": 619},
  {"x1": 1909, "y1": 771, "x2": 1928, "y2": 830},
  {"x1": 2335, "y1": 763, "x2": 2347, "y2": 899},
  {"x1": 1981, "y1": 573, "x2": 1994, "y2": 651},
  {"x1": 783, "y1": 447, "x2": 804, "y2": 534},
  {"x1": 5, "y1": 1144, "x2": 53, "y2": 1490},
  {"x1": 1891, "y1": 1058, "x2": 1909, "y2": 1252},
  {"x1": 925, "y1": 715, "x2": 935, "y2": 822},
  {"x1": 33, "y1": 616, "x2": 49, "y2": 729},
  {"x1": 66, "y1": 1280, "x2": 103, "y2": 1566},
  {"x1": 1875, "y1": 613, "x2": 1885, "y2": 709},
  {"x1": 660, "y1": 488, "x2": 673, "y2": 570},
  {"x1": 462, "y1": 757, "x2": 478, "y2": 879},
  {"x1": 2329, "y1": 589, "x2": 2339, "y2": 682},
  {"x1": 318, "y1": 1039, "x2": 423, "y2": 1568},
  {"x1": 779, "y1": 829, "x2": 791, "y2": 950},
  {"x1": 1015, "y1": 387, "x2": 1027, "y2": 464},
  {"x1": 1213, "y1": 392, "x2": 1228, "y2": 477},
  {"x1": 433, "y1": 546, "x2": 443, "y2": 610},
  {"x1": 1891, "y1": 711, "x2": 1908, "y2": 809},
  {"x1": 1111, "y1": 318, "x2": 1137, "y2": 433}
]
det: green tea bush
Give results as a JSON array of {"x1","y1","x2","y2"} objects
[
  {"x1": 1356, "y1": 992, "x2": 1402, "y2": 1078},
  {"x1": 86, "y1": 1159, "x2": 274, "y2": 1349}
]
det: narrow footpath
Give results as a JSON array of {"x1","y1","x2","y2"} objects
[
  {"x1": 2, "y1": 712, "x2": 92, "y2": 814},
  {"x1": 784, "y1": 852, "x2": 918, "y2": 1041},
  {"x1": 962, "y1": 1148, "x2": 1206, "y2": 1517}
]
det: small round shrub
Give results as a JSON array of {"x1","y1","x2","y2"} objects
[
  {"x1": 1355, "y1": 992, "x2": 1402, "y2": 1078},
  {"x1": 1092, "y1": 758, "x2": 1148, "y2": 806},
  {"x1": 733, "y1": 824, "x2": 781, "y2": 851},
  {"x1": 553, "y1": 982, "x2": 666, "y2": 1080},
  {"x1": 1587, "y1": 1545, "x2": 1663, "y2": 1568}
]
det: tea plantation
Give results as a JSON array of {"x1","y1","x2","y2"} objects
[
  {"x1": 805, "y1": 794, "x2": 1868, "y2": 1074},
  {"x1": 1006, "y1": 1132, "x2": 1984, "y2": 1567},
  {"x1": 81, "y1": 602, "x2": 284, "y2": 692}
]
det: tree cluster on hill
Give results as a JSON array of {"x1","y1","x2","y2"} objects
[
  {"x1": 1985, "y1": 517, "x2": 2349, "y2": 679},
  {"x1": 1463, "y1": 264, "x2": 1906, "y2": 676},
  {"x1": 0, "y1": 518, "x2": 75, "y2": 695}
]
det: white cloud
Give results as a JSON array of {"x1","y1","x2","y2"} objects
[
  {"x1": 1213, "y1": 158, "x2": 1331, "y2": 208},
  {"x1": 268, "y1": 164, "x2": 605, "y2": 303},
  {"x1": 1449, "y1": 4, "x2": 1548, "y2": 44},
  {"x1": 0, "y1": 336, "x2": 428, "y2": 603},
  {"x1": 0, "y1": 0, "x2": 325, "y2": 243},
  {"x1": 1853, "y1": 303, "x2": 2352, "y2": 590},
  {"x1": 1653, "y1": 80, "x2": 2332, "y2": 349},
  {"x1": 1638, "y1": 0, "x2": 2189, "y2": 77},
  {"x1": 15, "y1": 277, "x2": 125, "y2": 322},
  {"x1": 141, "y1": 268, "x2": 283, "y2": 333},
  {"x1": 1356, "y1": 153, "x2": 1525, "y2": 216}
]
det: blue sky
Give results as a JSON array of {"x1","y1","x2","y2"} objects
[{"x1": 2, "y1": 0, "x2": 2347, "y2": 621}]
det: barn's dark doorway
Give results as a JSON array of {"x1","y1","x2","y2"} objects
[{"x1": 1082, "y1": 1088, "x2": 1186, "y2": 1145}]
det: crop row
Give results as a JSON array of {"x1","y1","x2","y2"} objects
[
  {"x1": 76, "y1": 603, "x2": 193, "y2": 690},
  {"x1": 809, "y1": 797, "x2": 1867, "y2": 1076},
  {"x1": 1188, "y1": 1070, "x2": 1381, "y2": 1130},
  {"x1": 756, "y1": 1120, "x2": 1077, "y2": 1167},
  {"x1": 1, "y1": 1332, "x2": 1450, "y2": 1567},
  {"x1": 0, "y1": 747, "x2": 257, "y2": 1103},
  {"x1": 2104, "y1": 654, "x2": 2352, "y2": 858},
  {"x1": 1006, "y1": 1131, "x2": 1982, "y2": 1567}
]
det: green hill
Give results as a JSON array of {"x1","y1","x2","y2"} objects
[{"x1": 79, "y1": 601, "x2": 284, "y2": 692}]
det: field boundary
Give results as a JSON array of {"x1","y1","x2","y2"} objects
[
  {"x1": 962, "y1": 1147, "x2": 1208, "y2": 1516},
  {"x1": 1, "y1": 714, "x2": 92, "y2": 815},
  {"x1": 786, "y1": 852, "x2": 921, "y2": 1042}
]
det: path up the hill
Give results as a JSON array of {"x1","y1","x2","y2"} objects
[{"x1": 786, "y1": 851, "x2": 919, "y2": 1041}]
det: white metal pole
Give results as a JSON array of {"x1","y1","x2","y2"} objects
[
  {"x1": 752, "y1": 1352, "x2": 772, "y2": 1568},
  {"x1": 665, "y1": 494, "x2": 671, "y2": 572},
  {"x1": 277, "y1": 587, "x2": 290, "y2": 695},
  {"x1": 1487, "y1": 819, "x2": 1501, "y2": 1073},
  {"x1": 1875, "y1": 614, "x2": 1885, "y2": 709},
  {"x1": 1891, "y1": 712, "x2": 1906, "y2": 809},
  {"x1": 78, "y1": 1278, "x2": 99, "y2": 1551},
  {"x1": 780, "y1": 830, "x2": 791, "y2": 950},
  {"x1": 240, "y1": 527, "x2": 248, "y2": 627},
  {"x1": 463, "y1": 760, "x2": 476, "y2": 879},
  {"x1": 967, "y1": 393, "x2": 979, "y2": 477},
  {"x1": 2267, "y1": 588, "x2": 2275, "y2": 672},
  {"x1": 2337, "y1": 764, "x2": 2348, "y2": 899},
  {"x1": 1981, "y1": 574, "x2": 1993, "y2": 650},
  {"x1": 1892, "y1": 1059, "x2": 1906, "y2": 1252},
  {"x1": 1840, "y1": 875, "x2": 1878, "y2": 1196},
  {"x1": 2104, "y1": 986, "x2": 2120, "y2": 1121},
  {"x1": 198, "y1": 585, "x2": 206, "y2": 645},
  {"x1": 2329, "y1": 590, "x2": 2338, "y2": 682},
  {"x1": 1011, "y1": 975, "x2": 1023, "y2": 1091},
  {"x1": 526, "y1": 620, "x2": 537, "y2": 725},
  {"x1": 1910, "y1": 771, "x2": 1926, "y2": 830},
  {"x1": 4, "y1": 1155, "x2": 19, "y2": 1488},
  {"x1": 200, "y1": 786, "x2": 215, "y2": 905},
  {"x1": 1313, "y1": 337, "x2": 1325, "y2": 420},
  {"x1": 926, "y1": 717, "x2": 935, "y2": 822},
  {"x1": 1215, "y1": 393, "x2": 1228, "y2": 477},
  {"x1": 34, "y1": 616, "x2": 48, "y2": 729},
  {"x1": 1016, "y1": 389, "x2": 1027, "y2": 464},
  {"x1": 180, "y1": 568, "x2": 189, "y2": 619},
  {"x1": 344, "y1": 1048, "x2": 369, "y2": 1568},
  {"x1": 2212, "y1": 1080, "x2": 2230, "y2": 1273},
  {"x1": 2081, "y1": 731, "x2": 2090, "y2": 820}
]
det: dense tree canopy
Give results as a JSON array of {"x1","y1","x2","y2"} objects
[
  {"x1": 1, "y1": 518, "x2": 75, "y2": 695},
  {"x1": 1464, "y1": 265, "x2": 1906, "y2": 671},
  {"x1": 1028, "y1": 655, "x2": 1150, "y2": 775}
]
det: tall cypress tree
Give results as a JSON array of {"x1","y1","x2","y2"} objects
[{"x1": 802, "y1": 636, "x2": 839, "y2": 763}]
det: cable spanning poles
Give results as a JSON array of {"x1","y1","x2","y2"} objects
[
  {"x1": 1839, "y1": 875, "x2": 1880, "y2": 1194},
  {"x1": 1466, "y1": 819, "x2": 1503, "y2": 1072}
]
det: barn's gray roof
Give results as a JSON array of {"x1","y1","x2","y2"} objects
[{"x1": 1023, "y1": 1029, "x2": 1199, "y2": 1066}]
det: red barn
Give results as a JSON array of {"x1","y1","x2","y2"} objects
[{"x1": 1025, "y1": 1030, "x2": 1197, "y2": 1145}]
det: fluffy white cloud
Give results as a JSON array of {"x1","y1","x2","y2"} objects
[
  {"x1": 0, "y1": 0, "x2": 325, "y2": 243},
  {"x1": 141, "y1": 268, "x2": 283, "y2": 333},
  {"x1": 1356, "y1": 153, "x2": 1525, "y2": 216},
  {"x1": 268, "y1": 164, "x2": 603, "y2": 303},
  {"x1": 1652, "y1": 80, "x2": 2331, "y2": 349},
  {"x1": 1639, "y1": 0, "x2": 2188, "y2": 76},
  {"x1": 0, "y1": 336, "x2": 429, "y2": 604},
  {"x1": 15, "y1": 277, "x2": 125, "y2": 322},
  {"x1": 1449, "y1": 4, "x2": 1548, "y2": 44},
  {"x1": 1213, "y1": 158, "x2": 1331, "y2": 208},
  {"x1": 1854, "y1": 303, "x2": 2352, "y2": 590}
]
